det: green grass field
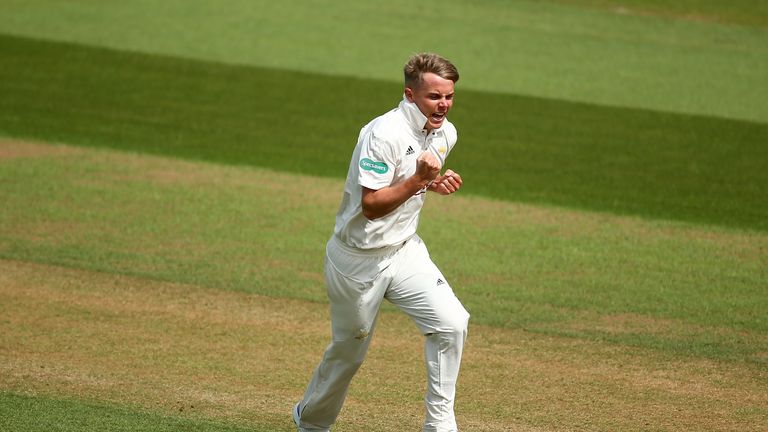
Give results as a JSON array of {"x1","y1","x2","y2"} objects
[
  {"x1": 2, "y1": 34, "x2": 766, "y2": 231},
  {"x1": 1, "y1": 1, "x2": 767, "y2": 431}
]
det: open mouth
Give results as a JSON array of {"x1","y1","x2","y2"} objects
[{"x1": 431, "y1": 113, "x2": 445, "y2": 123}]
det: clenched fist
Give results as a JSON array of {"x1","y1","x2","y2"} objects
[
  {"x1": 429, "y1": 169, "x2": 463, "y2": 195},
  {"x1": 416, "y1": 152, "x2": 442, "y2": 183}
]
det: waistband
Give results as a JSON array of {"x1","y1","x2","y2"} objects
[{"x1": 328, "y1": 234, "x2": 413, "y2": 258}]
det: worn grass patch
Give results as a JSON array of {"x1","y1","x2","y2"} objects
[{"x1": 1, "y1": 259, "x2": 766, "y2": 431}]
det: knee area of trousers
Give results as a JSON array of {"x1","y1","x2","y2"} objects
[
  {"x1": 329, "y1": 333, "x2": 371, "y2": 359},
  {"x1": 326, "y1": 345, "x2": 367, "y2": 371},
  {"x1": 442, "y1": 310, "x2": 470, "y2": 335},
  {"x1": 429, "y1": 314, "x2": 469, "y2": 343}
]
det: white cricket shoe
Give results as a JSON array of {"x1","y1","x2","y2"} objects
[{"x1": 292, "y1": 403, "x2": 301, "y2": 430}]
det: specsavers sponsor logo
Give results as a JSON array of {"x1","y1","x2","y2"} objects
[{"x1": 360, "y1": 158, "x2": 389, "y2": 174}]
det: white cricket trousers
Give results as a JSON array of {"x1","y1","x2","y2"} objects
[{"x1": 295, "y1": 235, "x2": 470, "y2": 432}]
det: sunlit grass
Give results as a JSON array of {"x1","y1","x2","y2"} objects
[
  {"x1": 2, "y1": 141, "x2": 765, "y2": 363},
  {"x1": 2, "y1": 34, "x2": 766, "y2": 231}
]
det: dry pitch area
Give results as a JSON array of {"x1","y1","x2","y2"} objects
[
  {"x1": 1, "y1": 140, "x2": 766, "y2": 431},
  {"x1": 3, "y1": 260, "x2": 766, "y2": 431}
]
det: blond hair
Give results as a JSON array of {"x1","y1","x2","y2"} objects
[{"x1": 403, "y1": 53, "x2": 459, "y2": 89}]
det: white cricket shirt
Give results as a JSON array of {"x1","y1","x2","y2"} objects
[{"x1": 333, "y1": 95, "x2": 458, "y2": 250}]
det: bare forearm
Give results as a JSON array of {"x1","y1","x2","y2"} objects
[
  {"x1": 361, "y1": 176, "x2": 429, "y2": 220},
  {"x1": 362, "y1": 151, "x2": 443, "y2": 220}
]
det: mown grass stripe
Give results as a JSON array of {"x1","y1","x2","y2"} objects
[
  {"x1": 1, "y1": 33, "x2": 767, "y2": 231},
  {"x1": 2, "y1": 140, "x2": 766, "y2": 361},
  {"x1": 549, "y1": 0, "x2": 768, "y2": 27},
  {"x1": 1, "y1": 1, "x2": 766, "y2": 122},
  {"x1": 0, "y1": 392, "x2": 274, "y2": 432}
]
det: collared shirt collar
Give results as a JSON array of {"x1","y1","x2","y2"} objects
[{"x1": 399, "y1": 95, "x2": 438, "y2": 135}]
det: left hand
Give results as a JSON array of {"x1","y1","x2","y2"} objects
[{"x1": 429, "y1": 169, "x2": 462, "y2": 195}]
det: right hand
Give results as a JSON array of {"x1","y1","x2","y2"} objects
[{"x1": 416, "y1": 152, "x2": 442, "y2": 183}]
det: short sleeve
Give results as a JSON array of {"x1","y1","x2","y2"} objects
[{"x1": 358, "y1": 133, "x2": 396, "y2": 190}]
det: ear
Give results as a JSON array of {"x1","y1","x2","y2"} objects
[{"x1": 404, "y1": 87, "x2": 415, "y2": 102}]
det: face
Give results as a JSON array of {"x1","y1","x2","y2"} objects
[{"x1": 405, "y1": 72, "x2": 455, "y2": 131}]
